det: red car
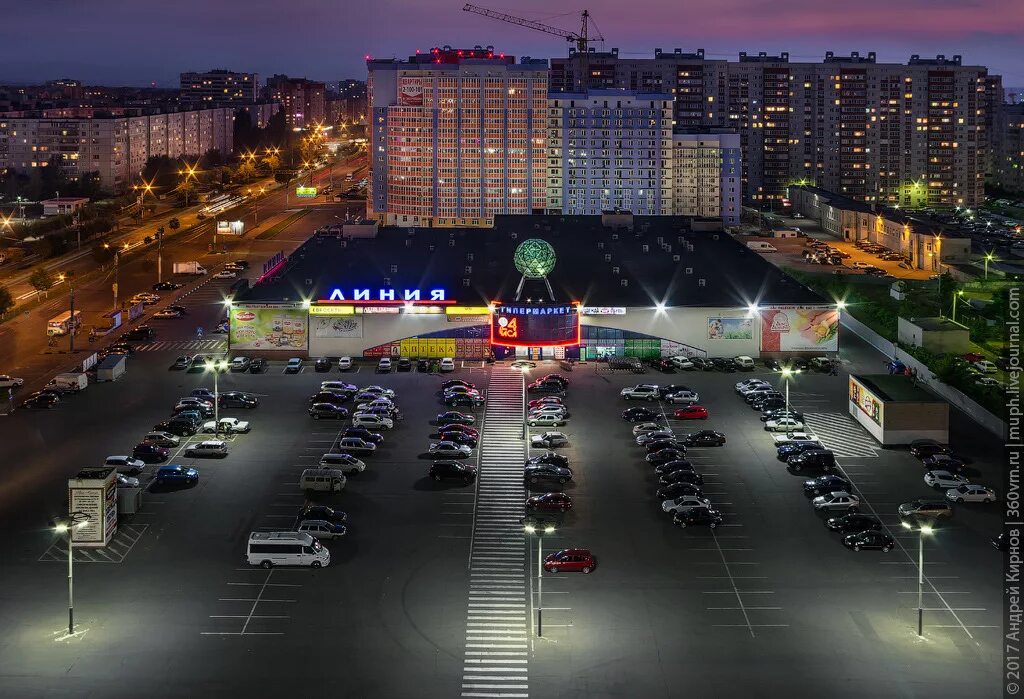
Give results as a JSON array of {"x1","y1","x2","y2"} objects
[
  {"x1": 962, "y1": 352, "x2": 984, "y2": 363},
  {"x1": 543, "y1": 548, "x2": 596, "y2": 574},
  {"x1": 432, "y1": 424, "x2": 479, "y2": 438},
  {"x1": 526, "y1": 492, "x2": 573, "y2": 512},
  {"x1": 528, "y1": 397, "x2": 563, "y2": 409},
  {"x1": 674, "y1": 405, "x2": 709, "y2": 420}
]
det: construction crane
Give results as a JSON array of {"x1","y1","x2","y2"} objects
[{"x1": 462, "y1": 4, "x2": 603, "y2": 90}]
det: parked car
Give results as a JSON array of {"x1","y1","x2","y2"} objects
[
  {"x1": 898, "y1": 499, "x2": 953, "y2": 521},
  {"x1": 153, "y1": 419, "x2": 197, "y2": 436},
  {"x1": 427, "y1": 441, "x2": 472, "y2": 458},
  {"x1": 437, "y1": 430, "x2": 477, "y2": 447},
  {"x1": 826, "y1": 513, "x2": 882, "y2": 533},
  {"x1": 439, "y1": 357, "x2": 456, "y2": 372},
  {"x1": 336, "y1": 437, "x2": 376, "y2": 456},
  {"x1": 296, "y1": 520, "x2": 347, "y2": 540},
  {"x1": 843, "y1": 530, "x2": 895, "y2": 552},
  {"x1": 803, "y1": 474, "x2": 850, "y2": 496},
  {"x1": 132, "y1": 442, "x2": 170, "y2": 463},
  {"x1": 285, "y1": 358, "x2": 303, "y2": 374},
  {"x1": 429, "y1": 424, "x2": 478, "y2": 439},
  {"x1": 229, "y1": 356, "x2": 252, "y2": 372},
  {"x1": 297, "y1": 505, "x2": 347, "y2": 524},
  {"x1": 248, "y1": 358, "x2": 267, "y2": 374},
  {"x1": 786, "y1": 449, "x2": 835, "y2": 472},
  {"x1": 397, "y1": 357, "x2": 412, "y2": 372},
  {"x1": 142, "y1": 431, "x2": 180, "y2": 447},
  {"x1": 924, "y1": 470, "x2": 970, "y2": 490},
  {"x1": 673, "y1": 405, "x2": 709, "y2": 420},
  {"x1": 656, "y1": 482, "x2": 705, "y2": 501},
  {"x1": 446, "y1": 392, "x2": 484, "y2": 407},
  {"x1": 352, "y1": 413, "x2": 394, "y2": 430},
  {"x1": 531, "y1": 432, "x2": 569, "y2": 448},
  {"x1": 673, "y1": 507, "x2": 723, "y2": 529},
  {"x1": 337, "y1": 356, "x2": 353, "y2": 371},
  {"x1": 152, "y1": 281, "x2": 183, "y2": 291},
  {"x1": 116, "y1": 474, "x2": 141, "y2": 488},
  {"x1": 946, "y1": 484, "x2": 997, "y2": 503},
  {"x1": 526, "y1": 452, "x2": 570, "y2": 469},
  {"x1": 219, "y1": 391, "x2": 258, "y2": 409},
  {"x1": 812, "y1": 491, "x2": 860, "y2": 512},
  {"x1": 632, "y1": 422, "x2": 666, "y2": 436},
  {"x1": 765, "y1": 417, "x2": 805, "y2": 432},
  {"x1": 661, "y1": 495, "x2": 711, "y2": 514},
  {"x1": 376, "y1": 357, "x2": 392, "y2": 373},
  {"x1": 154, "y1": 464, "x2": 199, "y2": 486},
  {"x1": 682, "y1": 430, "x2": 726, "y2": 447},
  {"x1": 526, "y1": 492, "x2": 573, "y2": 512},
  {"x1": 620, "y1": 384, "x2": 661, "y2": 401},
  {"x1": 309, "y1": 403, "x2": 350, "y2": 420},
  {"x1": 104, "y1": 455, "x2": 146, "y2": 475},
  {"x1": 524, "y1": 463, "x2": 573, "y2": 484},
  {"x1": 202, "y1": 417, "x2": 251, "y2": 434},
  {"x1": 184, "y1": 440, "x2": 228, "y2": 458},
  {"x1": 23, "y1": 393, "x2": 60, "y2": 409},
  {"x1": 527, "y1": 413, "x2": 566, "y2": 428},
  {"x1": 622, "y1": 407, "x2": 661, "y2": 423},
  {"x1": 543, "y1": 548, "x2": 595, "y2": 574},
  {"x1": 171, "y1": 356, "x2": 192, "y2": 370},
  {"x1": 436, "y1": 411, "x2": 475, "y2": 426},
  {"x1": 921, "y1": 454, "x2": 967, "y2": 474},
  {"x1": 428, "y1": 461, "x2": 477, "y2": 483},
  {"x1": 666, "y1": 390, "x2": 701, "y2": 404},
  {"x1": 647, "y1": 448, "x2": 688, "y2": 466},
  {"x1": 343, "y1": 426, "x2": 384, "y2": 444}
]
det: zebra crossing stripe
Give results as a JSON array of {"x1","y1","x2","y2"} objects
[
  {"x1": 802, "y1": 412, "x2": 880, "y2": 458},
  {"x1": 131, "y1": 339, "x2": 227, "y2": 353},
  {"x1": 461, "y1": 367, "x2": 529, "y2": 698}
]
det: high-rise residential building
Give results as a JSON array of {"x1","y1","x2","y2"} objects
[
  {"x1": 367, "y1": 46, "x2": 549, "y2": 227},
  {"x1": 551, "y1": 49, "x2": 1000, "y2": 208},
  {"x1": 265, "y1": 75, "x2": 325, "y2": 129},
  {"x1": 180, "y1": 70, "x2": 258, "y2": 106},
  {"x1": 672, "y1": 132, "x2": 741, "y2": 225},
  {"x1": 546, "y1": 90, "x2": 674, "y2": 216},
  {"x1": 0, "y1": 107, "x2": 234, "y2": 193},
  {"x1": 337, "y1": 79, "x2": 367, "y2": 124},
  {"x1": 995, "y1": 104, "x2": 1024, "y2": 195}
]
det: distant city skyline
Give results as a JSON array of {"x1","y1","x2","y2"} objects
[{"x1": 1, "y1": 0, "x2": 1022, "y2": 87}]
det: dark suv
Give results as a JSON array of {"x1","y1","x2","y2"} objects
[
  {"x1": 528, "y1": 378, "x2": 565, "y2": 394},
  {"x1": 786, "y1": 449, "x2": 835, "y2": 472}
]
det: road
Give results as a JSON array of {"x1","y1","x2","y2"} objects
[{"x1": 0, "y1": 156, "x2": 368, "y2": 402}]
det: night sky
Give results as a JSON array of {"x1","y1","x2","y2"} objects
[{"x1": 2, "y1": 0, "x2": 1021, "y2": 88}]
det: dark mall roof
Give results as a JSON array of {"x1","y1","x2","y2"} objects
[
  {"x1": 237, "y1": 215, "x2": 828, "y2": 309},
  {"x1": 852, "y1": 374, "x2": 945, "y2": 403}
]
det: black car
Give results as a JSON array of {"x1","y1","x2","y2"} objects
[
  {"x1": 248, "y1": 357, "x2": 267, "y2": 373},
  {"x1": 690, "y1": 357, "x2": 714, "y2": 371},
  {"x1": 417, "y1": 359, "x2": 430, "y2": 372},
  {"x1": 826, "y1": 513, "x2": 882, "y2": 533},
  {"x1": 445, "y1": 393, "x2": 484, "y2": 407},
  {"x1": 682, "y1": 430, "x2": 726, "y2": 447},
  {"x1": 122, "y1": 325, "x2": 155, "y2": 341},
  {"x1": 745, "y1": 390, "x2": 780, "y2": 405},
  {"x1": 622, "y1": 407, "x2": 661, "y2": 423},
  {"x1": 314, "y1": 357, "x2": 332, "y2": 372},
  {"x1": 153, "y1": 419, "x2": 197, "y2": 436},
  {"x1": 343, "y1": 426, "x2": 384, "y2": 444},
  {"x1": 787, "y1": 449, "x2": 836, "y2": 472},
  {"x1": 438, "y1": 431, "x2": 478, "y2": 447},
  {"x1": 802, "y1": 474, "x2": 851, "y2": 497},
  {"x1": 442, "y1": 379, "x2": 475, "y2": 391},
  {"x1": 132, "y1": 442, "x2": 170, "y2": 463},
  {"x1": 647, "y1": 448, "x2": 688, "y2": 466},
  {"x1": 673, "y1": 507, "x2": 722, "y2": 528},
  {"x1": 645, "y1": 438, "x2": 682, "y2": 454},
  {"x1": 754, "y1": 397, "x2": 787, "y2": 412},
  {"x1": 791, "y1": 358, "x2": 809, "y2": 371},
  {"x1": 219, "y1": 391, "x2": 258, "y2": 408},
  {"x1": 397, "y1": 358, "x2": 412, "y2": 372},
  {"x1": 711, "y1": 358, "x2": 738, "y2": 372},
  {"x1": 152, "y1": 281, "x2": 183, "y2": 291},
  {"x1": 298, "y1": 505, "x2": 347, "y2": 524},
  {"x1": 436, "y1": 411, "x2": 475, "y2": 426},
  {"x1": 166, "y1": 304, "x2": 188, "y2": 315},
  {"x1": 231, "y1": 259, "x2": 250, "y2": 270},
  {"x1": 843, "y1": 530, "x2": 895, "y2": 552},
  {"x1": 524, "y1": 463, "x2": 573, "y2": 484},
  {"x1": 23, "y1": 393, "x2": 60, "y2": 409},
  {"x1": 309, "y1": 391, "x2": 351, "y2": 405},
  {"x1": 764, "y1": 358, "x2": 782, "y2": 371},
  {"x1": 762, "y1": 409, "x2": 804, "y2": 422},
  {"x1": 107, "y1": 342, "x2": 135, "y2": 355},
  {"x1": 656, "y1": 482, "x2": 704, "y2": 500},
  {"x1": 527, "y1": 378, "x2": 565, "y2": 394},
  {"x1": 778, "y1": 440, "x2": 825, "y2": 461},
  {"x1": 658, "y1": 384, "x2": 692, "y2": 399},
  {"x1": 540, "y1": 374, "x2": 569, "y2": 388},
  {"x1": 910, "y1": 442, "x2": 954, "y2": 459},
  {"x1": 172, "y1": 409, "x2": 205, "y2": 426},
  {"x1": 526, "y1": 452, "x2": 569, "y2": 469},
  {"x1": 654, "y1": 459, "x2": 695, "y2": 477},
  {"x1": 309, "y1": 403, "x2": 349, "y2": 420},
  {"x1": 657, "y1": 470, "x2": 703, "y2": 487},
  {"x1": 429, "y1": 460, "x2": 477, "y2": 483}
]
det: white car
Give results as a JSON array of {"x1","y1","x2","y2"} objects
[
  {"x1": 130, "y1": 293, "x2": 160, "y2": 305},
  {"x1": 338, "y1": 356, "x2": 353, "y2": 371},
  {"x1": 666, "y1": 390, "x2": 700, "y2": 404},
  {"x1": 661, "y1": 495, "x2": 711, "y2": 514},
  {"x1": 154, "y1": 309, "x2": 183, "y2": 319},
  {"x1": 297, "y1": 519, "x2": 347, "y2": 540},
  {"x1": 735, "y1": 378, "x2": 768, "y2": 391},
  {"x1": 637, "y1": 430, "x2": 675, "y2": 445},
  {"x1": 214, "y1": 269, "x2": 238, "y2": 279},
  {"x1": 143, "y1": 431, "x2": 180, "y2": 447},
  {"x1": 670, "y1": 356, "x2": 694, "y2": 370},
  {"x1": 527, "y1": 413, "x2": 566, "y2": 427},
  {"x1": 185, "y1": 440, "x2": 228, "y2": 457},
  {"x1": 946, "y1": 484, "x2": 997, "y2": 503},
  {"x1": 975, "y1": 377, "x2": 1003, "y2": 388},
  {"x1": 175, "y1": 398, "x2": 212, "y2": 413},
  {"x1": 528, "y1": 405, "x2": 568, "y2": 418},
  {"x1": 0, "y1": 375, "x2": 25, "y2": 389},
  {"x1": 620, "y1": 385, "x2": 660, "y2": 401},
  {"x1": 439, "y1": 357, "x2": 455, "y2": 372},
  {"x1": 202, "y1": 417, "x2": 251, "y2": 434},
  {"x1": 116, "y1": 474, "x2": 141, "y2": 488},
  {"x1": 812, "y1": 491, "x2": 861, "y2": 512},
  {"x1": 924, "y1": 470, "x2": 969, "y2": 490},
  {"x1": 851, "y1": 261, "x2": 870, "y2": 269},
  {"x1": 973, "y1": 360, "x2": 998, "y2": 374},
  {"x1": 772, "y1": 431, "x2": 819, "y2": 445},
  {"x1": 357, "y1": 399, "x2": 395, "y2": 412},
  {"x1": 765, "y1": 417, "x2": 805, "y2": 432},
  {"x1": 429, "y1": 441, "x2": 472, "y2": 457},
  {"x1": 104, "y1": 455, "x2": 146, "y2": 475},
  {"x1": 352, "y1": 413, "x2": 394, "y2": 430},
  {"x1": 531, "y1": 431, "x2": 569, "y2": 448},
  {"x1": 632, "y1": 422, "x2": 664, "y2": 436},
  {"x1": 738, "y1": 382, "x2": 772, "y2": 395},
  {"x1": 376, "y1": 357, "x2": 392, "y2": 373},
  {"x1": 361, "y1": 385, "x2": 395, "y2": 399}
]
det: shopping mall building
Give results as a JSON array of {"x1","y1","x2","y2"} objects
[{"x1": 228, "y1": 215, "x2": 839, "y2": 361}]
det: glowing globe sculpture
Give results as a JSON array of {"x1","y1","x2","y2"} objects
[{"x1": 513, "y1": 239, "x2": 556, "y2": 300}]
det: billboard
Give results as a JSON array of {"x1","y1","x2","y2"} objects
[
  {"x1": 229, "y1": 306, "x2": 308, "y2": 350},
  {"x1": 708, "y1": 317, "x2": 753, "y2": 340},
  {"x1": 68, "y1": 468, "x2": 117, "y2": 547},
  {"x1": 490, "y1": 303, "x2": 580, "y2": 348},
  {"x1": 313, "y1": 316, "x2": 362, "y2": 338},
  {"x1": 398, "y1": 79, "x2": 424, "y2": 106},
  {"x1": 850, "y1": 378, "x2": 883, "y2": 425},
  {"x1": 759, "y1": 307, "x2": 839, "y2": 352}
]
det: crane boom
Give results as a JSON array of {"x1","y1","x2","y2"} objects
[{"x1": 461, "y1": 4, "x2": 602, "y2": 55}]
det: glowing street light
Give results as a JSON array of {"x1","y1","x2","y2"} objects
[
  {"x1": 525, "y1": 523, "x2": 555, "y2": 636},
  {"x1": 204, "y1": 359, "x2": 230, "y2": 436},
  {"x1": 53, "y1": 511, "x2": 90, "y2": 636},
  {"x1": 901, "y1": 521, "x2": 934, "y2": 636},
  {"x1": 984, "y1": 252, "x2": 996, "y2": 281}
]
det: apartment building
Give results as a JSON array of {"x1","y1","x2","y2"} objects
[
  {"x1": 367, "y1": 46, "x2": 549, "y2": 227},
  {"x1": 180, "y1": 70, "x2": 258, "y2": 106},
  {"x1": 551, "y1": 49, "x2": 1001, "y2": 208},
  {"x1": 672, "y1": 132, "x2": 741, "y2": 225},
  {"x1": 266, "y1": 75, "x2": 325, "y2": 129},
  {"x1": 994, "y1": 103, "x2": 1024, "y2": 195},
  {"x1": 0, "y1": 107, "x2": 234, "y2": 192}
]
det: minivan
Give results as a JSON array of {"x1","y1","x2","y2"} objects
[
  {"x1": 734, "y1": 356, "x2": 755, "y2": 371},
  {"x1": 247, "y1": 531, "x2": 330, "y2": 569},
  {"x1": 300, "y1": 468, "x2": 347, "y2": 493},
  {"x1": 319, "y1": 452, "x2": 366, "y2": 475},
  {"x1": 185, "y1": 440, "x2": 228, "y2": 458}
]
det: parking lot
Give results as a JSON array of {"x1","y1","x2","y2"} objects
[{"x1": 0, "y1": 325, "x2": 1004, "y2": 697}]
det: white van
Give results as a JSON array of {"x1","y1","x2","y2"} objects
[
  {"x1": 319, "y1": 452, "x2": 366, "y2": 474},
  {"x1": 247, "y1": 531, "x2": 330, "y2": 569},
  {"x1": 734, "y1": 356, "x2": 756, "y2": 371},
  {"x1": 300, "y1": 468, "x2": 347, "y2": 493},
  {"x1": 746, "y1": 241, "x2": 778, "y2": 252},
  {"x1": 352, "y1": 413, "x2": 394, "y2": 430},
  {"x1": 46, "y1": 372, "x2": 88, "y2": 393}
]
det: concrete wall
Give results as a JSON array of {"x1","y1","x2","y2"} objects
[{"x1": 897, "y1": 317, "x2": 969, "y2": 354}]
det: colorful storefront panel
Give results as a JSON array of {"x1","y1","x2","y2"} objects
[
  {"x1": 759, "y1": 307, "x2": 839, "y2": 353},
  {"x1": 229, "y1": 306, "x2": 308, "y2": 351}
]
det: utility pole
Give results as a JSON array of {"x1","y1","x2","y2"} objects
[
  {"x1": 156, "y1": 227, "x2": 164, "y2": 283},
  {"x1": 67, "y1": 272, "x2": 75, "y2": 354}
]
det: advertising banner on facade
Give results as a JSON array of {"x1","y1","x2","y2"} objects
[
  {"x1": 313, "y1": 316, "x2": 362, "y2": 338},
  {"x1": 229, "y1": 306, "x2": 308, "y2": 350},
  {"x1": 708, "y1": 317, "x2": 753, "y2": 340},
  {"x1": 398, "y1": 79, "x2": 424, "y2": 106},
  {"x1": 849, "y1": 377, "x2": 883, "y2": 425},
  {"x1": 759, "y1": 307, "x2": 839, "y2": 352}
]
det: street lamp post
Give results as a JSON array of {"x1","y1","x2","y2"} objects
[
  {"x1": 952, "y1": 290, "x2": 966, "y2": 325},
  {"x1": 204, "y1": 359, "x2": 229, "y2": 436},
  {"x1": 59, "y1": 273, "x2": 76, "y2": 353},
  {"x1": 901, "y1": 522, "x2": 934, "y2": 636},
  {"x1": 984, "y1": 252, "x2": 995, "y2": 281},
  {"x1": 525, "y1": 523, "x2": 554, "y2": 637},
  {"x1": 54, "y1": 511, "x2": 90, "y2": 636},
  {"x1": 780, "y1": 367, "x2": 797, "y2": 414}
]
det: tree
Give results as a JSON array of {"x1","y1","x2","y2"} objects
[
  {"x1": 0, "y1": 284, "x2": 13, "y2": 316},
  {"x1": 262, "y1": 154, "x2": 280, "y2": 172},
  {"x1": 28, "y1": 266, "x2": 55, "y2": 293},
  {"x1": 235, "y1": 161, "x2": 257, "y2": 183},
  {"x1": 168, "y1": 217, "x2": 180, "y2": 231},
  {"x1": 176, "y1": 177, "x2": 197, "y2": 206}
]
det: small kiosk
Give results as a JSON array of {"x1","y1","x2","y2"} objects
[
  {"x1": 67, "y1": 467, "x2": 118, "y2": 547},
  {"x1": 848, "y1": 374, "x2": 949, "y2": 446}
]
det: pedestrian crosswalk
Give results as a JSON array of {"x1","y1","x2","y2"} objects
[
  {"x1": 132, "y1": 339, "x2": 228, "y2": 353},
  {"x1": 461, "y1": 367, "x2": 529, "y2": 699},
  {"x1": 802, "y1": 412, "x2": 880, "y2": 458}
]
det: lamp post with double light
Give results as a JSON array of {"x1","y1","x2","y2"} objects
[
  {"x1": 53, "y1": 511, "x2": 90, "y2": 636},
  {"x1": 525, "y1": 523, "x2": 555, "y2": 636},
  {"x1": 204, "y1": 359, "x2": 229, "y2": 437},
  {"x1": 901, "y1": 521, "x2": 934, "y2": 636}
]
